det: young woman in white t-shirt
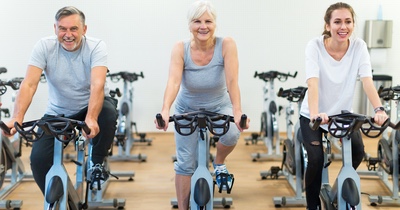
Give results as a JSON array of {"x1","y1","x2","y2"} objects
[{"x1": 299, "y1": 2, "x2": 388, "y2": 210}]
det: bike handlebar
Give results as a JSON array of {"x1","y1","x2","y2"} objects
[
  {"x1": 108, "y1": 70, "x2": 144, "y2": 83},
  {"x1": 0, "y1": 78, "x2": 22, "y2": 95},
  {"x1": 277, "y1": 86, "x2": 307, "y2": 102},
  {"x1": 156, "y1": 110, "x2": 247, "y2": 136},
  {"x1": 309, "y1": 111, "x2": 400, "y2": 138},
  {"x1": 110, "y1": 88, "x2": 122, "y2": 98},
  {"x1": 9, "y1": 116, "x2": 91, "y2": 143},
  {"x1": 377, "y1": 85, "x2": 400, "y2": 101},
  {"x1": 254, "y1": 70, "x2": 297, "y2": 82},
  {"x1": 0, "y1": 67, "x2": 7, "y2": 74}
]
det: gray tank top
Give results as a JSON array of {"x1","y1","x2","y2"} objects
[{"x1": 175, "y1": 37, "x2": 231, "y2": 111}]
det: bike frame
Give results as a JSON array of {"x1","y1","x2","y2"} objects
[
  {"x1": 158, "y1": 110, "x2": 246, "y2": 209},
  {"x1": 364, "y1": 86, "x2": 400, "y2": 205},
  {"x1": 248, "y1": 71, "x2": 297, "y2": 161},
  {"x1": 317, "y1": 112, "x2": 395, "y2": 210},
  {"x1": 268, "y1": 86, "x2": 308, "y2": 207},
  {"x1": 0, "y1": 77, "x2": 27, "y2": 209},
  {"x1": 14, "y1": 117, "x2": 126, "y2": 210}
]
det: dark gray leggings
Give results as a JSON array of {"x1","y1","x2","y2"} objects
[
  {"x1": 299, "y1": 116, "x2": 365, "y2": 210},
  {"x1": 30, "y1": 96, "x2": 118, "y2": 194}
]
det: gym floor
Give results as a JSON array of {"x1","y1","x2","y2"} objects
[{"x1": 4, "y1": 132, "x2": 400, "y2": 210}]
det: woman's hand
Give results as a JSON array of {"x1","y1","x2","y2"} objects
[
  {"x1": 234, "y1": 112, "x2": 249, "y2": 132},
  {"x1": 373, "y1": 110, "x2": 388, "y2": 126},
  {"x1": 155, "y1": 111, "x2": 169, "y2": 131},
  {"x1": 311, "y1": 113, "x2": 329, "y2": 125}
]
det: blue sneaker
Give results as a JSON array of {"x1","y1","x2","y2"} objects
[{"x1": 213, "y1": 163, "x2": 233, "y2": 192}]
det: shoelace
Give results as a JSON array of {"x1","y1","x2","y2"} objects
[{"x1": 214, "y1": 165, "x2": 228, "y2": 174}]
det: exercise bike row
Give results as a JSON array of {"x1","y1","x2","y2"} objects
[
  {"x1": 3, "y1": 130, "x2": 399, "y2": 210},
  {"x1": 247, "y1": 85, "x2": 400, "y2": 210},
  {"x1": 0, "y1": 111, "x2": 246, "y2": 210}
]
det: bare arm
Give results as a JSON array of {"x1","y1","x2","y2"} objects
[
  {"x1": 306, "y1": 77, "x2": 328, "y2": 124},
  {"x1": 84, "y1": 66, "x2": 108, "y2": 138},
  {"x1": 5, "y1": 65, "x2": 42, "y2": 135},
  {"x1": 222, "y1": 37, "x2": 249, "y2": 130},
  {"x1": 361, "y1": 77, "x2": 388, "y2": 125},
  {"x1": 156, "y1": 41, "x2": 184, "y2": 131}
]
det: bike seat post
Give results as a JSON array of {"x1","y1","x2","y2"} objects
[{"x1": 44, "y1": 134, "x2": 70, "y2": 209}]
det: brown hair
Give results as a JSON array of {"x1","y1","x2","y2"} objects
[{"x1": 322, "y1": 2, "x2": 355, "y2": 37}]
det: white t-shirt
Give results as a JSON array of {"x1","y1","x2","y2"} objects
[{"x1": 300, "y1": 35, "x2": 372, "y2": 121}]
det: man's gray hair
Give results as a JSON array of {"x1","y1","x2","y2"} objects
[{"x1": 55, "y1": 6, "x2": 86, "y2": 25}]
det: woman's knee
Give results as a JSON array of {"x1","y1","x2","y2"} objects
[
  {"x1": 304, "y1": 141, "x2": 324, "y2": 166},
  {"x1": 218, "y1": 126, "x2": 240, "y2": 146}
]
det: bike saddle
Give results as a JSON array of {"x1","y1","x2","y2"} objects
[
  {"x1": 45, "y1": 176, "x2": 64, "y2": 204},
  {"x1": 269, "y1": 101, "x2": 277, "y2": 114},
  {"x1": 194, "y1": 178, "x2": 211, "y2": 207},
  {"x1": 341, "y1": 178, "x2": 360, "y2": 207},
  {"x1": 120, "y1": 102, "x2": 129, "y2": 116}
]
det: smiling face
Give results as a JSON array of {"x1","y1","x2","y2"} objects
[
  {"x1": 189, "y1": 12, "x2": 216, "y2": 42},
  {"x1": 54, "y1": 14, "x2": 87, "y2": 51},
  {"x1": 325, "y1": 8, "x2": 354, "y2": 43}
]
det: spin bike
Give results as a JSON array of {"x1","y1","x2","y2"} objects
[
  {"x1": 311, "y1": 111, "x2": 398, "y2": 210},
  {"x1": 107, "y1": 71, "x2": 151, "y2": 162},
  {"x1": 156, "y1": 110, "x2": 247, "y2": 210},
  {"x1": 247, "y1": 70, "x2": 297, "y2": 161},
  {"x1": 359, "y1": 85, "x2": 400, "y2": 206},
  {"x1": 5, "y1": 116, "x2": 126, "y2": 210},
  {"x1": 0, "y1": 75, "x2": 29, "y2": 209},
  {"x1": 260, "y1": 86, "x2": 308, "y2": 207}
]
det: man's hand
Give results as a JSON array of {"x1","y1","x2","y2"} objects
[{"x1": 84, "y1": 118, "x2": 99, "y2": 139}]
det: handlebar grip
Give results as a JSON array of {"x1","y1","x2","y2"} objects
[
  {"x1": 309, "y1": 117, "x2": 322, "y2": 130},
  {"x1": 0, "y1": 121, "x2": 10, "y2": 135},
  {"x1": 253, "y1": 71, "x2": 258, "y2": 78},
  {"x1": 239, "y1": 114, "x2": 247, "y2": 129},
  {"x1": 156, "y1": 113, "x2": 165, "y2": 128},
  {"x1": 116, "y1": 88, "x2": 122, "y2": 97},
  {"x1": 292, "y1": 71, "x2": 298, "y2": 78},
  {"x1": 81, "y1": 124, "x2": 91, "y2": 135},
  {"x1": 0, "y1": 67, "x2": 7, "y2": 74}
]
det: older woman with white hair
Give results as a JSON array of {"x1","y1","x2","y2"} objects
[{"x1": 155, "y1": 1, "x2": 249, "y2": 209}]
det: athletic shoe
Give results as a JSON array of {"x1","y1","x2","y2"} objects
[
  {"x1": 88, "y1": 161, "x2": 109, "y2": 191},
  {"x1": 213, "y1": 163, "x2": 232, "y2": 191}
]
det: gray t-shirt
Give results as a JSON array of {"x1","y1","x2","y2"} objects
[{"x1": 29, "y1": 35, "x2": 109, "y2": 116}]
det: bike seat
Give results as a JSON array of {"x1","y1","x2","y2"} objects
[
  {"x1": 269, "y1": 101, "x2": 277, "y2": 114},
  {"x1": 45, "y1": 176, "x2": 64, "y2": 204},
  {"x1": 120, "y1": 103, "x2": 129, "y2": 116},
  {"x1": 341, "y1": 178, "x2": 360, "y2": 206},
  {"x1": 194, "y1": 178, "x2": 211, "y2": 206}
]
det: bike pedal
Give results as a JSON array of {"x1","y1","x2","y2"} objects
[
  {"x1": 216, "y1": 173, "x2": 234, "y2": 194},
  {"x1": 270, "y1": 166, "x2": 281, "y2": 179}
]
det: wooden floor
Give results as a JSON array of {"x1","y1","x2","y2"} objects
[{"x1": 2, "y1": 132, "x2": 400, "y2": 210}]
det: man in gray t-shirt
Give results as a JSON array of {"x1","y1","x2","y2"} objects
[{"x1": 3, "y1": 6, "x2": 118, "y2": 194}]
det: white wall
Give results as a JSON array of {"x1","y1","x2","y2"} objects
[{"x1": 0, "y1": 0, "x2": 399, "y2": 132}]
